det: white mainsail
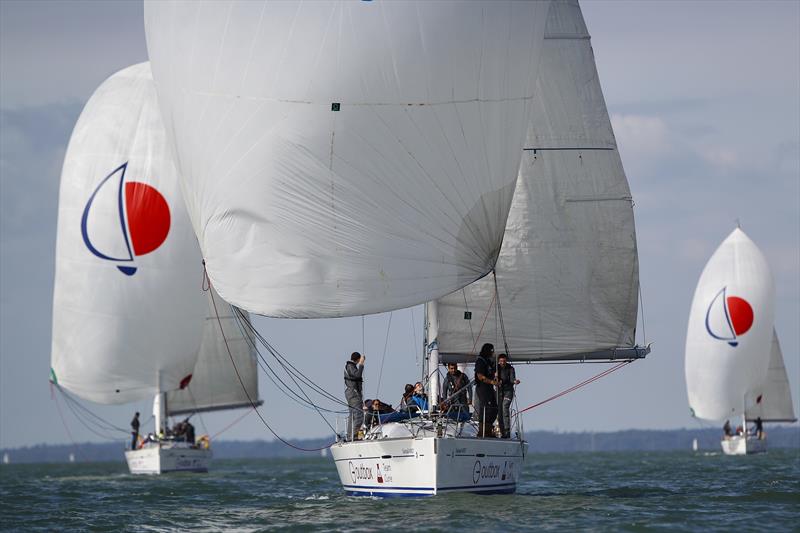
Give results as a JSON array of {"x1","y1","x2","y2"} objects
[
  {"x1": 744, "y1": 330, "x2": 796, "y2": 422},
  {"x1": 435, "y1": 0, "x2": 642, "y2": 362},
  {"x1": 143, "y1": 0, "x2": 550, "y2": 318},
  {"x1": 50, "y1": 63, "x2": 206, "y2": 404},
  {"x1": 167, "y1": 290, "x2": 261, "y2": 416},
  {"x1": 685, "y1": 228, "x2": 776, "y2": 421}
]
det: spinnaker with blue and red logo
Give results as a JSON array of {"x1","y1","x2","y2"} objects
[
  {"x1": 685, "y1": 228, "x2": 793, "y2": 423},
  {"x1": 49, "y1": 62, "x2": 207, "y2": 404}
]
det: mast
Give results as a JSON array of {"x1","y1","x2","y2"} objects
[
  {"x1": 427, "y1": 301, "x2": 440, "y2": 409},
  {"x1": 153, "y1": 392, "x2": 166, "y2": 436}
]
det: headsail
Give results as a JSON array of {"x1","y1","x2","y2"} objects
[
  {"x1": 744, "y1": 330, "x2": 796, "y2": 422},
  {"x1": 50, "y1": 63, "x2": 206, "y2": 404},
  {"x1": 143, "y1": 0, "x2": 551, "y2": 318},
  {"x1": 436, "y1": 0, "x2": 643, "y2": 363},
  {"x1": 685, "y1": 228, "x2": 775, "y2": 421},
  {"x1": 166, "y1": 290, "x2": 262, "y2": 416}
]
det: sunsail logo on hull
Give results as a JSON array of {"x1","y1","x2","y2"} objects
[
  {"x1": 705, "y1": 286, "x2": 754, "y2": 347},
  {"x1": 81, "y1": 162, "x2": 171, "y2": 276}
]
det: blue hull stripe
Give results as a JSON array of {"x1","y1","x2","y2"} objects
[{"x1": 343, "y1": 481, "x2": 517, "y2": 497}]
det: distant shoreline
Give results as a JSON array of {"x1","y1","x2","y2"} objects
[{"x1": 2, "y1": 426, "x2": 797, "y2": 464}]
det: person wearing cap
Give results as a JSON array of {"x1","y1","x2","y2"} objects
[
  {"x1": 344, "y1": 351, "x2": 365, "y2": 440},
  {"x1": 496, "y1": 353, "x2": 520, "y2": 438}
]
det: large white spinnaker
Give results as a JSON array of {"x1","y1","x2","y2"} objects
[
  {"x1": 143, "y1": 0, "x2": 550, "y2": 318},
  {"x1": 50, "y1": 63, "x2": 206, "y2": 404},
  {"x1": 435, "y1": 0, "x2": 643, "y2": 362},
  {"x1": 685, "y1": 228, "x2": 775, "y2": 421},
  {"x1": 166, "y1": 290, "x2": 261, "y2": 416},
  {"x1": 744, "y1": 330, "x2": 796, "y2": 422}
]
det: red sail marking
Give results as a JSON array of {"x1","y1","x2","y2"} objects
[
  {"x1": 727, "y1": 296, "x2": 753, "y2": 336},
  {"x1": 125, "y1": 182, "x2": 171, "y2": 256}
]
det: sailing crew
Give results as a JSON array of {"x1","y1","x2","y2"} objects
[
  {"x1": 410, "y1": 382, "x2": 429, "y2": 412},
  {"x1": 344, "y1": 351, "x2": 365, "y2": 440},
  {"x1": 496, "y1": 353, "x2": 520, "y2": 438},
  {"x1": 474, "y1": 343, "x2": 499, "y2": 437},
  {"x1": 443, "y1": 362, "x2": 471, "y2": 415},
  {"x1": 722, "y1": 420, "x2": 732, "y2": 439},
  {"x1": 399, "y1": 384, "x2": 415, "y2": 411},
  {"x1": 130, "y1": 412, "x2": 140, "y2": 450},
  {"x1": 754, "y1": 417, "x2": 764, "y2": 440}
]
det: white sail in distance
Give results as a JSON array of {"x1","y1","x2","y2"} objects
[
  {"x1": 685, "y1": 228, "x2": 775, "y2": 421},
  {"x1": 436, "y1": 0, "x2": 642, "y2": 362},
  {"x1": 144, "y1": 0, "x2": 551, "y2": 318},
  {"x1": 50, "y1": 63, "x2": 207, "y2": 404},
  {"x1": 167, "y1": 290, "x2": 261, "y2": 416},
  {"x1": 743, "y1": 330, "x2": 796, "y2": 422}
]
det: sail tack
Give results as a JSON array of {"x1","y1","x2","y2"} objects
[
  {"x1": 143, "y1": 0, "x2": 550, "y2": 318},
  {"x1": 685, "y1": 228, "x2": 776, "y2": 421},
  {"x1": 436, "y1": 0, "x2": 641, "y2": 362},
  {"x1": 167, "y1": 290, "x2": 261, "y2": 416},
  {"x1": 50, "y1": 63, "x2": 207, "y2": 404}
]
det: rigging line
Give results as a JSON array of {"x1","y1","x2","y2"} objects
[
  {"x1": 232, "y1": 310, "x2": 346, "y2": 415},
  {"x1": 469, "y1": 290, "x2": 497, "y2": 355},
  {"x1": 514, "y1": 360, "x2": 633, "y2": 419},
  {"x1": 58, "y1": 387, "x2": 128, "y2": 434},
  {"x1": 236, "y1": 309, "x2": 347, "y2": 407},
  {"x1": 375, "y1": 311, "x2": 393, "y2": 398},
  {"x1": 210, "y1": 406, "x2": 255, "y2": 440},
  {"x1": 362, "y1": 315, "x2": 365, "y2": 354},
  {"x1": 492, "y1": 271, "x2": 511, "y2": 357},
  {"x1": 186, "y1": 388, "x2": 209, "y2": 436},
  {"x1": 54, "y1": 386, "x2": 121, "y2": 442},
  {"x1": 410, "y1": 307, "x2": 419, "y2": 368},
  {"x1": 209, "y1": 284, "x2": 334, "y2": 452},
  {"x1": 51, "y1": 384, "x2": 84, "y2": 461},
  {"x1": 639, "y1": 283, "x2": 647, "y2": 345},
  {"x1": 235, "y1": 310, "x2": 347, "y2": 408}
]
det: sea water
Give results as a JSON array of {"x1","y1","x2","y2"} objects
[{"x1": 1, "y1": 450, "x2": 798, "y2": 531}]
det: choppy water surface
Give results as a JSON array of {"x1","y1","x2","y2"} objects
[{"x1": 1, "y1": 450, "x2": 798, "y2": 531}]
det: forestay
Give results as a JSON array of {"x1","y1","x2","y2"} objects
[
  {"x1": 143, "y1": 0, "x2": 550, "y2": 318},
  {"x1": 50, "y1": 63, "x2": 206, "y2": 404},
  {"x1": 167, "y1": 290, "x2": 261, "y2": 416},
  {"x1": 744, "y1": 330, "x2": 796, "y2": 422},
  {"x1": 685, "y1": 229, "x2": 775, "y2": 422},
  {"x1": 436, "y1": 0, "x2": 641, "y2": 362}
]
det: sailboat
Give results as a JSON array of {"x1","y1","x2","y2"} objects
[
  {"x1": 142, "y1": 0, "x2": 647, "y2": 495},
  {"x1": 685, "y1": 228, "x2": 796, "y2": 455},
  {"x1": 49, "y1": 62, "x2": 261, "y2": 474}
]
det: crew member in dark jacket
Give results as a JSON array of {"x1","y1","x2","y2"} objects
[
  {"x1": 473, "y1": 343, "x2": 499, "y2": 437},
  {"x1": 344, "y1": 352, "x2": 365, "y2": 440},
  {"x1": 443, "y1": 362, "x2": 471, "y2": 415},
  {"x1": 496, "y1": 353, "x2": 520, "y2": 438},
  {"x1": 131, "y1": 412, "x2": 140, "y2": 450}
]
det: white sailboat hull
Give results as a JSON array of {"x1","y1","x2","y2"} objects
[
  {"x1": 331, "y1": 435, "x2": 527, "y2": 497},
  {"x1": 720, "y1": 435, "x2": 767, "y2": 455},
  {"x1": 125, "y1": 443, "x2": 211, "y2": 474}
]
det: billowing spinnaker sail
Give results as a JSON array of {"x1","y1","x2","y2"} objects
[
  {"x1": 50, "y1": 63, "x2": 206, "y2": 404},
  {"x1": 744, "y1": 330, "x2": 796, "y2": 422},
  {"x1": 436, "y1": 0, "x2": 640, "y2": 362},
  {"x1": 167, "y1": 290, "x2": 261, "y2": 416},
  {"x1": 685, "y1": 228, "x2": 775, "y2": 421},
  {"x1": 143, "y1": 0, "x2": 550, "y2": 318}
]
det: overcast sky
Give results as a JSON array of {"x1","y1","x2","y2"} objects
[{"x1": 1, "y1": 0, "x2": 798, "y2": 450}]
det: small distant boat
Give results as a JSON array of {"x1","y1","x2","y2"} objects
[
  {"x1": 685, "y1": 228, "x2": 796, "y2": 456},
  {"x1": 692, "y1": 438, "x2": 698, "y2": 452},
  {"x1": 2, "y1": 452, "x2": 9, "y2": 465},
  {"x1": 68, "y1": 453, "x2": 76, "y2": 463}
]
